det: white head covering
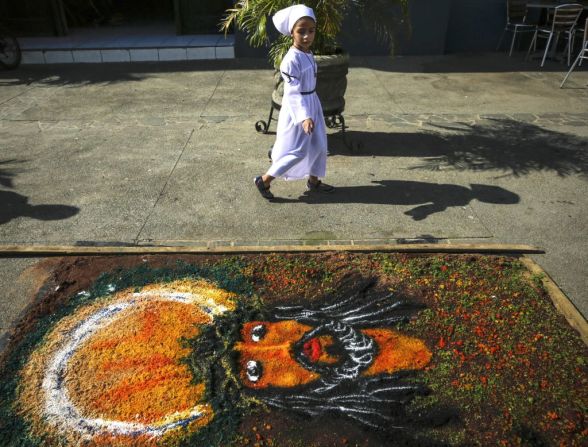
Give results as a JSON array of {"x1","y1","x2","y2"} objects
[{"x1": 272, "y1": 4, "x2": 316, "y2": 36}]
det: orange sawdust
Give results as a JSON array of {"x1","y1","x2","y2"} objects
[
  {"x1": 240, "y1": 321, "x2": 311, "y2": 347},
  {"x1": 66, "y1": 300, "x2": 208, "y2": 423},
  {"x1": 362, "y1": 328, "x2": 432, "y2": 376},
  {"x1": 17, "y1": 279, "x2": 235, "y2": 445},
  {"x1": 236, "y1": 321, "x2": 320, "y2": 389},
  {"x1": 17, "y1": 294, "x2": 129, "y2": 441},
  {"x1": 235, "y1": 321, "x2": 431, "y2": 389},
  {"x1": 100, "y1": 352, "x2": 174, "y2": 373}
]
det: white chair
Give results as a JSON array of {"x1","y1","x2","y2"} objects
[
  {"x1": 561, "y1": 17, "x2": 588, "y2": 87},
  {"x1": 497, "y1": 0, "x2": 537, "y2": 56},
  {"x1": 526, "y1": 3, "x2": 584, "y2": 67}
]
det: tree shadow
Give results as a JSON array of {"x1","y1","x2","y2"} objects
[
  {"x1": 0, "y1": 159, "x2": 22, "y2": 188},
  {"x1": 330, "y1": 118, "x2": 588, "y2": 178},
  {"x1": 273, "y1": 180, "x2": 520, "y2": 221},
  {"x1": 0, "y1": 159, "x2": 79, "y2": 225}
]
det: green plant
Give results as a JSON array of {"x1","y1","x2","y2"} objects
[{"x1": 221, "y1": 0, "x2": 408, "y2": 67}]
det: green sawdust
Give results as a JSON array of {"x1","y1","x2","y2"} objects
[
  {"x1": 180, "y1": 298, "x2": 270, "y2": 447},
  {"x1": 396, "y1": 255, "x2": 587, "y2": 446}
]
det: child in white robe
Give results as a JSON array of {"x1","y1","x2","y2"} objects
[{"x1": 254, "y1": 4, "x2": 334, "y2": 200}]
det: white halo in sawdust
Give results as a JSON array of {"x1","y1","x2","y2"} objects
[{"x1": 41, "y1": 289, "x2": 231, "y2": 438}]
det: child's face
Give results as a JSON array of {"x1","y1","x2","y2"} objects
[{"x1": 292, "y1": 17, "x2": 316, "y2": 52}]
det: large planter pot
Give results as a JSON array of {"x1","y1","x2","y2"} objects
[
  {"x1": 255, "y1": 51, "x2": 349, "y2": 135},
  {"x1": 272, "y1": 52, "x2": 349, "y2": 116}
]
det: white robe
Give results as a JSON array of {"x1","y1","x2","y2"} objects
[{"x1": 267, "y1": 47, "x2": 328, "y2": 180}]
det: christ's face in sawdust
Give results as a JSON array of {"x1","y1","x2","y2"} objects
[{"x1": 234, "y1": 320, "x2": 431, "y2": 390}]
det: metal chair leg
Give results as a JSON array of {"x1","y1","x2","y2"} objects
[
  {"x1": 541, "y1": 33, "x2": 554, "y2": 67},
  {"x1": 561, "y1": 51, "x2": 582, "y2": 87},
  {"x1": 509, "y1": 30, "x2": 517, "y2": 56},
  {"x1": 526, "y1": 31, "x2": 538, "y2": 60},
  {"x1": 561, "y1": 45, "x2": 587, "y2": 87},
  {"x1": 497, "y1": 28, "x2": 507, "y2": 51}
]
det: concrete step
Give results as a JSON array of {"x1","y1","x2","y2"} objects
[{"x1": 18, "y1": 25, "x2": 234, "y2": 64}]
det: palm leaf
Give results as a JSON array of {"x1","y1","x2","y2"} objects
[{"x1": 220, "y1": 0, "x2": 409, "y2": 67}]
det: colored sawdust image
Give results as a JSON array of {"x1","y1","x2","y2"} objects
[{"x1": 0, "y1": 253, "x2": 586, "y2": 447}]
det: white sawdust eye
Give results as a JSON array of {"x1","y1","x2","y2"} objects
[
  {"x1": 251, "y1": 324, "x2": 266, "y2": 342},
  {"x1": 246, "y1": 360, "x2": 262, "y2": 382}
]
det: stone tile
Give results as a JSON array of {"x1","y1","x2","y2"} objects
[
  {"x1": 216, "y1": 35, "x2": 235, "y2": 47},
  {"x1": 44, "y1": 51, "x2": 74, "y2": 64},
  {"x1": 215, "y1": 46, "x2": 235, "y2": 59},
  {"x1": 186, "y1": 35, "x2": 219, "y2": 46},
  {"x1": 21, "y1": 51, "x2": 45, "y2": 65},
  {"x1": 162, "y1": 36, "x2": 195, "y2": 47},
  {"x1": 72, "y1": 50, "x2": 102, "y2": 63},
  {"x1": 101, "y1": 49, "x2": 131, "y2": 62},
  {"x1": 158, "y1": 48, "x2": 187, "y2": 61},
  {"x1": 130, "y1": 49, "x2": 159, "y2": 62},
  {"x1": 187, "y1": 47, "x2": 215, "y2": 60}
]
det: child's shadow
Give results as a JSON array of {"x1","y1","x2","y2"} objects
[
  {"x1": 0, "y1": 190, "x2": 79, "y2": 225},
  {"x1": 285, "y1": 180, "x2": 520, "y2": 220}
]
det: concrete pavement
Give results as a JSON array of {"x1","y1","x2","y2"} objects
[{"x1": 0, "y1": 53, "x2": 587, "y2": 351}]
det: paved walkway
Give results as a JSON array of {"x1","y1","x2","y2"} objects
[{"x1": 0, "y1": 53, "x2": 586, "y2": 350}]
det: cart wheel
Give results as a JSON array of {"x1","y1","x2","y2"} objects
[{"x1": 255, "y1": 120, "x2": 268, "y2": 133}]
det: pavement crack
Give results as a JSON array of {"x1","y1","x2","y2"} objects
[
  {"x1": 0, "y1": 84, "x2": 37, "y2": 107},
  {"x1": 199, "y1": 70, "x2": 226, "y2": 118},
  {"x1": 468, "y1": 202, "x2": 494, "y2": 239},
  {"x1": 134, "y1": 127, "x2": 196, "y2": 244},
  {"x1": 365, "y1": 57, "x2": 407, "y2": 114}
]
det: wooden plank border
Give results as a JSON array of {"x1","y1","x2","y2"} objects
[
  {"x1": 520, "y1": 256, "x2": 588, "y2": 346},
  {"x1": 1, "y1": 244, "x2": 584, "y2": 344},
  {"x1": 0, "y1": 243, "x2": 544, "y2": 257}
]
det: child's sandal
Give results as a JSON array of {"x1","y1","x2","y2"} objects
[
  {"x1": 254, "y1": 176, "x2": 274, "y2": 200},
  {"x1": 306, "y1": 179, "x2": 335, "y2": 193}
]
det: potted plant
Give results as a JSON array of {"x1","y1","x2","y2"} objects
[{"x1": 220, "y1": 0, "x2": 408, "y2": 133}]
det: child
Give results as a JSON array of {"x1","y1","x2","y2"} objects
[{"x1": 254, "y1": 4, "x2": 334, "y2": 200}]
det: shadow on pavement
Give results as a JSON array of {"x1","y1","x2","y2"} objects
[
  {"x1": 0, "y1": 160, "x2": 79, "y2": 225},
  {"x1": 273, "y1": 180, "x2": 520, "y2": 221},
  {"x1": 0, "y1": 59, "x2": 273, "y2": 87},
  {"x1": 0, "y1": 190, "x2": 79, "y2": 225},
  {"x1": 330, "y1": 118, "x2": 588, "y2": 178},
  {"x1": 0, "y1": 53, "x2": 577, "y2": 88},
  {"x1": 0, "y1": 159, "x2": 20, "y2": 188}
]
